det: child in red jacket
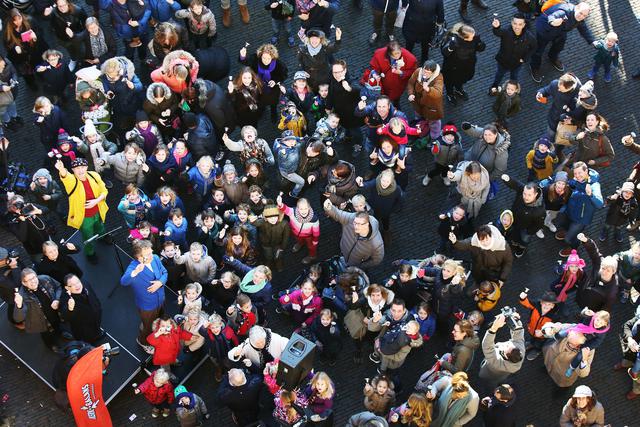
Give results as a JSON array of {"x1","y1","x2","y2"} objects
[
  {"x1": 276, "y1": 279, "x2": 323, "y2": 327},
  {"x1": 376, "y1": 117, "x2": 420, "y2": 159},
  {"x1": 134, "y1": 368, "x2": 174, "y2": 418},
  {"x1": 147, "y1": 316, "x2": 193, "y2": 369},
  {"x1": 518, "y1": 290, "x2": 559, "y2": 361}
]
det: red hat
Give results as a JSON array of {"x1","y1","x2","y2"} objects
[{"x1": 442, "y1": 123, "x2": 458, "y2": 137}]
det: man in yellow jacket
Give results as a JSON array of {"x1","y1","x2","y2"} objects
[{"x1": 54, "y1": 158, "x2": 109, "y2": 259}]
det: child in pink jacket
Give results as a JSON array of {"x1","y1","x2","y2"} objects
[
  {"x1": 277, "y1": 195, "x2": 320, "y2": 265},
  {"x1": 376, "y1": 117, "x2": 420, "y2": 159},
  {"x1": 277, "y1": 279, "x2": 323, "y2": 326}
]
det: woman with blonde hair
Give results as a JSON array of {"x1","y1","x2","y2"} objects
[
  {"x1": 228, "y1": 66, "x2": 264, "y2": 126},
  {"x1": 239, "y1": 43, "x2": 288, "y2": 122},
  {"x1": 418, "y1": 259, "x2": 466, "y2": 330},
  {"x1": 303, "y1": 371, "x2": 335, "y2": 425},
  {"x1": 448, "y1": 161, "x2": 490, "y2": 218},
  {"x1": 239, "y1": 265, "x2": 272, "y2": 324},
  {"x1": 428, "y1": 371, "x2": 479, "y2": 427},
  {"x1": 441, "y1": 23, "x2": 485, "y2": 105},
  {"x1": 3, "y1": 8, "x2": 48, "y2": 90},
  {"x1": 389, "y1": 393, "x2": 432, "y2": 427}
]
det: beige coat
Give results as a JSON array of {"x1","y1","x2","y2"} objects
[
  {"x1": 543, "y1": 338, "x2": 595, "y2": 387},
  {"x1": 559, "y1": 400, "x2": 605, "y2": 427}
]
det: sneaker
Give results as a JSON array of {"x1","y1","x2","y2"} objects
[
  {"x1": 559, "y1": 247, "x2": 573, "y2": 257},
  {"x1": 446, "y1": 94, "x2": 457, "y2": 106},
  {"x1": 368, "y1": 32, "x2": 378, "y2": 46},
  {"x1": 369, "y1": 352, "x2": 381, "y2": 364},
  {"x1": 530, "y1": 65, "x2": 543, "y2": 83},
  {"x1": 550, "y1": 58, "x2": 565, "y2": 72},
  {"x1": 544, "y1": 220, "x2": 557, "y2": 233},
  {"x1": 526, "y1": 348, "x2": 540, "y2": 361},
  {"x1": 603, "y1": 71, "x2": 612, "y2": 83},
  {"x1": 151, "y1": 408, "x2": 160, "y2": 418},
  {"x1": 628, "y1": 368, "x2": 639, "y2": 381},
  {"x1": 422, "y1": 175, "x2": 431, "y2": 187},
  {"x1": 536, "y1": 229, "x2": 545, "y2": 239},
  {"x1": 587, "y1": 67, "x2": 596, "y2": 80},
  {"x1": 555, "y1": 230, "x2": 566, "y2": 241},
  {"x1": 270, "y1": 35, "x2": 279, "y2": 45},
  {"x1": 599, "y1": 228, "x2": 607, "y2": 242},
  {"x1": 615, "y1": 228, "x2": 624, "y2": 243},
  {"x1": 513, "y1": 245, "x2": 526, "y2": 258},
  {"x1": 292, "y1": 243, "x2": 303, "y2": 253},
  {"x1": 454, "y1": 89, "x2": 469, "y2": 100},
  {"x1": 287, "y1": 35, "x2": 296, "y2": 47},
  {"x1": 162, "y1": 408, "x2": 171, "y2": 417}
]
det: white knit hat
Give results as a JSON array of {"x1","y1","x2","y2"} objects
[{"x1": 84, "y1": 119, "x2": 97, "y2": 137}]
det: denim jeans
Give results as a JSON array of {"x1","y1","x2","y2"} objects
[
  {"x1": 557, "y1": 213, "x2": 587, "y2": 248},
  {"x1": 492, "y1": 63, "x2": 522, "y2": 87},
  {"x1": 3, "y1": 102, "x2": 17, "y2": 123},
  {"x1": 592, "y1": 61, "x2": 612, "y2": 75},
  {"x1": 271, "y1": 18, "x2": 292, "y2": 37},
  {"x1": 531, "y1": 33, "x2": 567, "y2": 71},
  {"x1": 280, "y1": 170, "x2": 305, "y2": 196},
  {"x1": 632, "y1": 352, "x2": 640, "y2": 375}
]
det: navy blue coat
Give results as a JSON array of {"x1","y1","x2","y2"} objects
[{"x1": 401, "y1": 0, "x2": 444, "y2": 42}]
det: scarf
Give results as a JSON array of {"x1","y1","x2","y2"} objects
[
  {"x1": 240, "y1": 83, "x2": 259, "y2": 111},
  {"x1": 137, "y1": 126, "x2": 158, "y2": 157},
  {"x1": 375, "y1": 174, "x2": 397, "y2": 197},
  {"x1": 239, "y1": 269, "x2": 267, "y2": 293},
  {"x1": 257, "y1": 60, "x2": 277, "y2": 85},
  {"x1": 306, "y1": 42, "x2": 322, "y2": 57},
  {"x1": 431, "y1": 385, "x2": 472, "y2": 427},
  {"x1": 367, "y1": 295, "x2": 386, "y2": 313},
  {"x1": 570, "y1": 315, "x2": 610, "y2": 336},
  {"x1": 458, "y1": 168, "x2": 490, "y2": 200},
  {"x1": 172, "y1": 147, "x2": 189, "y2": 166},
  {"x1": 294, "y1": 206, "x2": 315, "y2": 225},
  {"x1": 532, "y1": 149, "x2": 548, "y2": 170},
  {"x1": 240, "y1": 138, "x2": 267, "y2": 164},
  {"x1": 376, "y1": 148, "x2": 399, "y2": 168},
  {"x1": 89, "y1": 28, "x2": 108, "y2": 59},
  {"x1": 557, "y1": 272, "x2": 577, "y2": 302}
]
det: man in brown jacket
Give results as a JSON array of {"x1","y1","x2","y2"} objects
[{"x1": 407, "y1": 60, "x2": 444, "y2": 142}]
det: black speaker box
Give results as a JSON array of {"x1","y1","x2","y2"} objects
[{"x1": 276, "y1": 332, "x2": 316, "y2": 390}]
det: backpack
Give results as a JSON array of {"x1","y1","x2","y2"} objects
[
  {"x1": 541, "y1": 0, "x2": 566, "y2": 13},
  {"x1": 414, "y1": 360, "x2": 452, "y2": 393},
  {"x1": 1, "y1": 163, "x2": 30, "y2": 193}
]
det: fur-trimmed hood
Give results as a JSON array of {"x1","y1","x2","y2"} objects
[
  {"x1": 100, "y1": 56, "x2": 136, "y2": 81},
  {"x1": 418, "y1": 64, "x2": 441, "y2": 86},
  {"x1": 146, "y1": 82, "x2": 173, "y2": 104},
  {"x1": 192, "y1": 78, "x2": 213, "y2": 109}
]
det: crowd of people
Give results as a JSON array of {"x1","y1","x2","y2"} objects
[{"x1": 0, "y1": 0, "x2": 637, "y2": 425}]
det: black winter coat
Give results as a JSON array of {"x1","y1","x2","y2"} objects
[
  {"x1": 50, "y1": 6, "x2": 87, "y2": 42},
  {"x1": 492, "y1": 25, "x2": 537, "y2": 69},
  {"x1": 37, "y1": 105, "x2": 71, "y2": 148},
  {"x1": 483, "y1": 395, "x2": 517, "y2": 427},
  {"x1": 59, "y1": 283, "x2": 103, "y2": 343},
  {"x1": 80, "y1": 29, "x2": 118, "y2": 63},
  {"x1": 326, "y1": 75, "x2": 362, "y2": 128},
  {"x1": 190, "y1": 79, "x2": 236, "y2": 136},
  {"x1": 194, "y1": 46, "x2": 231, "y2": 83},
  {"x1": 605, "y1": 195, "x2": 638, "y2": 227},
  {"x1": 217, "y1": 373, "x2": 262, "y2": 424},
  {"x1": 576, "y1": 239, "x2": 618, "y2": 312},
  {"x1": 401, "y1": 0, "x2": 444, "y2": 42},
  {"x1": 503, "y1": 177, "x2": 545, "y2": 234},
  {"x1": 36, "y1": 247, "x2": 83, "y2": 284},
  {"x1": 442, "y1": 34, "x2": 486, "y2": 85},
  {"x1": 239, "y1": 54, "x2": 288, "y2": 106},
  {"x1": 363, "y1": 180, "x2": 403, "y2": 220},
  {"x1": 36, "y1": 61, "x2": 74, "y2": 98},
  {"x1": 423, "y1": 266, "x2": 463, "y2": 321}
]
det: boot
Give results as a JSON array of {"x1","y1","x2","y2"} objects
[
  {"x1": 274, "y1": 255, "x2": 284, "y2": 272},
  {"x1": 222, "y1": 7, "x2": 231, "y2": 27},
  {"x1": 239, "y1": 4, "x2": 250, "y2": 24},
  {"x1": 471, "y1": 0, "x2": 488, "y2": 9},
  {"x1": 458, "y1": 5, "x2": 471, "y2": 23}
]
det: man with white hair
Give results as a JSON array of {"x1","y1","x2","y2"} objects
[
  {"x1": 228, "y1": 325, "x2": 289, "y2": 371},
  {"x1": 217, "y1": 368, "x2": 262, "y2": 426},
  {"x1": 530, "y1": 1, "x2": 595, "y2": 82}
]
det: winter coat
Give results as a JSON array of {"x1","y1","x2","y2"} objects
[
  {"x1": 37, "y1": 105, "x2": 70, "y2": 148},
  {"x1": 149, "y1": 195, "x2": 185, "y2": 227},
  {"x1": 575, "y1": 239, "x2": 618, "y2": 313},
  {"x1": 593, "y1": 40, "x2": 620, "y2": 67},
  {"x1": 296, "y1": 140, "x2": 336, "y2": 180},
  {"x1": 222, "y1": 136, "x2": 275, "y2": 166},
  {"x1": 539, "y1": 178, "x2": 572, "y2": 211},
  {"x1": 421, "y1": 266, "x2": 464, "y2": 321},
  {"x1": 543, "y1": 336, "x2": 595, "y2": 387},
  {"x1": 147, "y1": 0, "x2": 180, "y2": 22},
  {"x1": 565, "y1": 169, "x2": 604, "y2": 225},
  {"x1": 492, "y1": 24, "x2": 537, "y2": 69},
  {"x1": 186, "y1": 113, "x2": 218, "y2": 159},
  {"x1": 279, "y1": 289, "x2": 323, "y2": 326},
  {"x1": 369, "y1": 47, "x2": 417, "y2": 102},
  {"x1": 440, "y1": 334, "x2": 480, "y2": 373},
  {"x1": 117, "y1": 191, "x2": 150, "y2": 228},
  {"x1": 326, "y1": 206, "x2": 385, "y2": 269},
  {"x1": 137, "y1": 372, "x2": 174, "y2": 405},
  {"x1": 407, "y1": 65, "x2": 445, "y2": 120},
  {"x1": 273, "y1": 137, "x2": 301, "y2": 174},
  {"x1": 503, "y1": 177, "x2": 545, "y2": 234},
  {"x1": 401, "y1": 0, "x2": 444, "y2": 42},
  {"x1": 99, "y1": 0, "x2": 152, "y2": 40},
  {"x1": 13, "y1": 275, "x2": 62, "y2": 333},
  {"x1": 519, "y1": 296, "x2": 557, "y2": 338},
  {"x1": 450, "y1": 160, "x2": 491, "y2": 218},
  {"x1": 190, "y1": 79, "x2": 235, "y2": 136},
  {"x1": 442, "y1": 34, "x2": 486, "y2": 85},
  {"x1": 59, "y1": 283, "x2": 103, "y2": 343},
  {"x1": 50, "y1": 6, "x2": 87, "y2": 43},
  {"x1": 147, "y1": 325, "x2": 193, "y2": 366},
  {"x1": 559, "y1": 400, "x2": 605, "y2": 427},
  {"x1": 538, "y1": 76, "x2": 581, "y2": 130},
  {"x1": 256, "y1": 217, "x2": 290, "y2": 250},
  {"x1": 143, "y1": 82, "x2": 180, "y2": 132},
  {"x1": 570, "y1": 128, "x2": 615, "y2": 168},
  {"x1": 80, "y1": 29, "x2": 118, "y2": 63},
  {"x1": 326, "y1": 74, "x2": 363, "y2": 128},
  {"x1": 620, "y1": 309, "x2": 640, "y2": 362},
  {"x1": 76, "y1": 135, "x2": 118, "y2": 174},
  {"x1": 264, "y1": 0, "x2": 295, "y2": 19},
  {"x1": 5, "y1": 23, "x2": 48, "y2": 75},
  {"x1": 347, "y1": 286, "x2": 394, "y2": 333},
  {"x1": 59, "y1": 170, "x2": 109, "y2": 230},
  {"x1": 239, "y1": 54, "x2": 288, "y2": 106},
  {"x1": 120, "y1": 255, "x2": 167, "y2": 311},
  {"x1": 175, "y1": 6, "x2": 216, "y2": 36},
  {"x1": 102, "y1": 152, "x2": 146, "y2": 186},
  {"x1": 483, "y1": 394, "x2": 517, "y2": 427},
  {"x1": 362, "y1": 178, "x2": 403, "y2": 220},
  {"x1": 36, "y1": 60, "x2": 74, "y2": 97},
  {"x1": 186, "y1": 167, "x2": 217, "y2": 199},
  {"x1": 432, "y1": 132, "x2": 463, "y2": 167},
  {"x1": 175, "y1": 253, "x2": 217, "y2": 285},
  {"x1": 100, "y1": 73, "x2": 144, "y2": 121},
  {"x1": 36, "y1": 246, "x2": 83, "y2": 284},
  {"x1": 151, "y1": 50, "x2": 200, "y2": 94},
  {"x1": 175, "y1": 393, "x2": 209, "y2": 427},
  {"x1": 605, "y1": 193, "x2": 638, "y2": 227},
  {"x1": 525, "y1": 149, "x2": 557, "y2": 180},
  {"x1": 453, "y1": 224, "x2": 513, "y2": 283},
  {"x1": 346, "y1": 412, "x2": 389, "y2": 427},
  {"x1": 479, "y1": 327, "x2": 525, "y2": 382},
  {"x1": 355, "y1": 101, "x2": 407, "y2": 144},
  {"x1": 430, "y1": 375, "x2": 479, "y2": 427},
  {"x1": 217, "y1": 373, "x2": 262, "y2": 424},
  {"x1": 228, "y1": 329, "x2": 289, "y2": 367},
  {"x1": 297, "y1": 40, "x2": 341, "y2": 89},
  {"x1": 463, "y1": 125, "x2": 511, "y2": 179},
  {"x1": 535, "y1": 3, "x2": 595, "y2": 44},
  {"x1": 492, "y1": 91, "x2": 521, "y2": 119},
  {"x1": 324, "y1": 161, "x2": 359, "y2": 206},
  {"x1": 363, "y1": 377, "x2": 396, "y2": 416},
  {"x1": 29, "y1": 177, "x2": 63, "y2": 211}
]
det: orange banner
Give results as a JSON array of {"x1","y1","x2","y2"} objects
[{"x1": 67, "y1": 347, "x2": 113, "y2": 427}]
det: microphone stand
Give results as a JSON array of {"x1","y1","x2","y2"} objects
[{"x1": 82, "y1": 226, "x2": 132, "y2": 297}]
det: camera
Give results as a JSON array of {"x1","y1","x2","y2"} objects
[
  {"x1": 22, "y1": 203, "x2": 36, "y2": 216},
  {"x1": 103, "y1": 346, "x2": 120, "y2": 358},
  {"x1": 500, "y1": 306, "x2": 520, "y2": 330}
]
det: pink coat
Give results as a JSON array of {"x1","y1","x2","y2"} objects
[
  {"x1": 279, "y1": 289, "x2": 323, "y2": 326},
  {"x1": 377, "y1": 119, "x2": 420, "y2": 146},
  {"x1": 150, "y1": 51, "x2": 200, "y2": 94},
  {"x1": 279, "y1": 205, "x2": 320, "y2": 244}
]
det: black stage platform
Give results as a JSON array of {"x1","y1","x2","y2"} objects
[{"x1": 0, "y1": 237, "x2": 207, "y2": 403}]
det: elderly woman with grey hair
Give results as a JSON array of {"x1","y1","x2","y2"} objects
[{"x1": 227, "y1": 325, "x2": 289, "y2": 371}]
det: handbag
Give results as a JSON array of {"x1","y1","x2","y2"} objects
[
  {"x1": 344, "y1": 309, "x2": 367, "y2": 340},
  {"x1": 554, "y1": 122, "x2": 577, "y2": 146}
]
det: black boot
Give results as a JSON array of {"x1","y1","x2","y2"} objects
[
  {"x1": 458, "y1": 5, "x2": 471, "y2": 23},
  {"x1": 472, "y1": 0, "x2": 488, "y2": 9}
]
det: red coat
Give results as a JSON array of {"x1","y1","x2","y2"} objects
[
  {"x1": 137, "y1": 372, "x2": 175, "y2": 405},
  {"x1": 147, "y1": 327, "x2": 193, "y2": 366},
  {"x1": 369, "y1": 47, "x2": 417, "y2": 102}
]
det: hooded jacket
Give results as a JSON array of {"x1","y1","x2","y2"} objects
[
  {"x1": 325, "y1": 161, "x2": 360, "y2": 206},
  {"x1": 363, "y1": 378, "x2": 396, "y2": 416},
  {"x1": 143, "y1": 82, "x2": 180, "y2": 129},
  {"x1": 117, "y1": 190, "x2": 150, "y2": 228},
  {"x1": 503, "y1": 176, "x2": 545, "y2": 234},
  {"x1": 440, "y1": 334, "x2": 480, "y2": 373},
  {"x1": 565, "y1": 169, "x2": 604, "y2": 225},
  {"x1": 190, "y1": 79, "x2": 235, "y2": 136},
  {"x1": 535, "y1": 3, "x2": 595, "y2": 43},
  {"x1": 326, "y1": 206, "x2": 385, "y2": 269},
  {"x1": 432, "y1": 130, "x2": 462, "y2": 166},
  {"x1": 407, "y1": 65, "x2": 445, "y2": 120},
  {"x1": 463, "y1": 125, "x2": 511, "y2": 179},
  {"x1": 30, "y1": 168, "x2": 63, "y2": 209},
  {"x1": 175, "y1": 252, "x2": 217, "y2": 285},
  {"x1": 102, "y1": 151, "x2": 146, "y2": 186},
  {"x1": 150, "y1": 50, "x2": 200, "y2": 94},
  {"x1": 570, "y1": 127, "x2": 615, "y2": 168},
  {"x1": 454, "y1": 224, "x2": 513, "y2": 283},
  {"x1": 186, "y1": 113, "x2": 218, "y2": 160},
  {"x1": 175, "y1": 6, "x2": 216, "y2": 37},
  {"x1": 147, "y1": 320, "x2": 193, "y2": 366}
]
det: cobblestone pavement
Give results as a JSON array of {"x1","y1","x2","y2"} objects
[{"x1": 1, "y1": 0, "x2": 639, "y2": 425}]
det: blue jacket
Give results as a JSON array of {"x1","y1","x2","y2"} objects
[
  {"x1": 538, "y1": 76, "x2": 580, "y2": 129},
  {"x1": 187, "y1": 113, "x2": 218, "y2": 160},
  {"x1": 117, "y1": 191, "x2": 150, "y2": 229},
  {"x1": 120, "y1": 255, "x2": 167, "y2": 310},
  {"x1": 148, "y1": 0, "x2": 180, "y2": 22},
  {"x1": 164, "y1": 217, "x2": 188, "y2": 246},
  {"x1": 563, "y1": 169, "x2": 604, "y2": 225},
  {"x1": 354, "y1": 102, "x2": 407, "y2": 144},
  {"x1": 38, "y1": 105, "x2": 71, "y2": 148},
  {"x1": 149, "y1": 195, "x2": 185, "y2": 227},
  {"x1": 273, "y1": 138, "x2": 302, "y2": 174},
  {"x1": 411, "y1": 309, "x2": 436, "y2": 339},
  {"x1": 535, "y1": 3, "x2": 595, "y2": 43},
  {"x1": 187, "y1": 165, "x2": 219, "y2": 198},
  {"x1": 100, "y1": 0, "x2": 151, "y2": 39}
]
